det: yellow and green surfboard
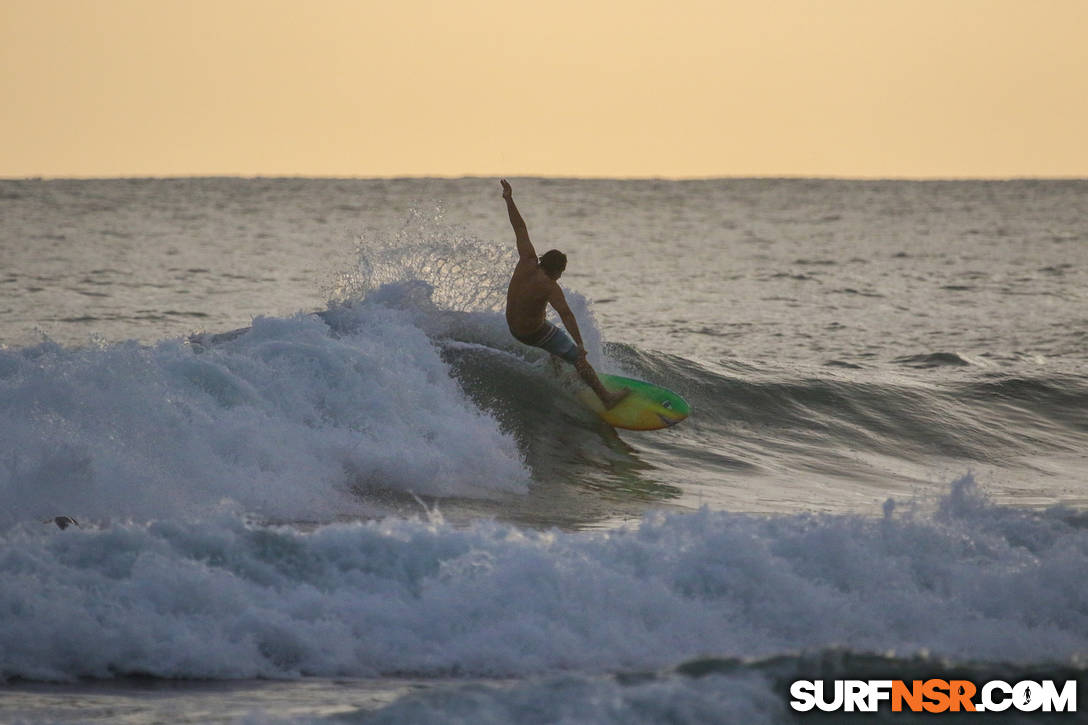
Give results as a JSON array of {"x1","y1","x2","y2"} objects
[{"x1": 576, "y1": 373, "x2": 690, "y2": 431}]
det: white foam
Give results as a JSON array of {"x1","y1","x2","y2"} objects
[
  {"x1": 2, "y1": 475, "x2": 1085, "y2": 682},
  {"x1": 0, "y1": 304, "x2": 528, "y2": 528}
]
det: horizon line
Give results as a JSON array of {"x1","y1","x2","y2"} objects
[{"x1": 4, "y1": 173, "x2": 1087, "y2": 183}]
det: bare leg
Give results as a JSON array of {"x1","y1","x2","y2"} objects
[{"x1": 574, "y1": 356, "x2": 630, "y2": 409}]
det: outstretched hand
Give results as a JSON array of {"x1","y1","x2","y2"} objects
[{"x1": 500, "y1": 179, "x2": 512, "y2": 200}]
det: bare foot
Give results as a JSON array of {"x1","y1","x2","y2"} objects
[{"x1": 603, "y1": 387, "x2": 632, "y2": 410}]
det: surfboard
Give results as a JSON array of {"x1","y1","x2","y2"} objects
[{"x1": 576, "y1": 373, "x2": 690, "y2": 430}]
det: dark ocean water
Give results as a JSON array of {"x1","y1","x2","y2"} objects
[{"x1": 1, "y1": 178, "x2": 1086, "y2": 723}]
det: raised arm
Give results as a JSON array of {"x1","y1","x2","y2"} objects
[{"x1": 501, "y1": 179, "x2": 536, "y2": 261}]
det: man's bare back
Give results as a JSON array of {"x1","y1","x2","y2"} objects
[
  {"x1": 500, "y1": 180, "x2": 629, "y2": 409},
  {"x1": 506, "y1": 260, "x2": 559, "y2": 338}
]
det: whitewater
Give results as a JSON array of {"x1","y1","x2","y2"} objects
[{"x1": 1, "y1": 178, "x2": 1086, "y2": 723}]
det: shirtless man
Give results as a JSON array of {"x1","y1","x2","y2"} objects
[{"x1": 501, "y1": 179, "x2": 628, "y2": 408}]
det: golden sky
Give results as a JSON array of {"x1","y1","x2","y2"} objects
[{"x1": 2, "y1": 0, "x2": 1086, "y2": 178}]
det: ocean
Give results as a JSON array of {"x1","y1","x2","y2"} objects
[{"x1": 1, "y1": 177, "x2": 1086, "y2": 723}]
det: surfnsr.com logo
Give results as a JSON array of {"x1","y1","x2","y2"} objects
[{"x1": 790, "y1": 679, "x2": 1078, "y2": 713}]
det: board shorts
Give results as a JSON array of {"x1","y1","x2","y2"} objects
[{"x1": 513, "y1": 322, "x2": 583, "y2": 363}]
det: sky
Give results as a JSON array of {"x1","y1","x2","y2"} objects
[{"x1": 2, "y1": 0, "x2": 1086, "y2": 179}]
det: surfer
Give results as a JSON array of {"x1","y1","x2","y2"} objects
[{"x1": 501, "y1": 179, "x2": 628, "y2": 409}]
